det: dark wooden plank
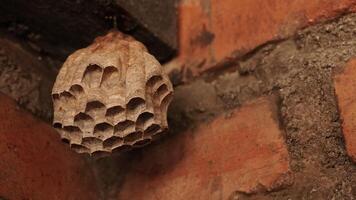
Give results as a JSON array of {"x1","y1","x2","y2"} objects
[{"x1": 0, "y1": 0, "x2": 177, "y2": 63}]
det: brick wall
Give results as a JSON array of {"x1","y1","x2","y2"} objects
[
  {"x1": 115, "y1": 1, "x2": 356, "y2": 199},
  {"x1": 166, "y1": 0, "x2": 356, "y2": 78}
]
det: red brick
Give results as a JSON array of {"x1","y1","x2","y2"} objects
[
  {"x1": 334, "y1": 59, "x2": 356, "y2": 162},
  {"x1": 117, "y1": 96, "x2": 292, "y2": 200},
  {"x1": 0, "y1": 94, "x2": 100, "y2": 199},
  {"x1": 172, "y1": 0, "x2": 356, "y2": 76}
]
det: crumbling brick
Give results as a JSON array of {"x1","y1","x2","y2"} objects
[
  {"x1": 0, "y1": 93, "x2": 100, "y2": 200},
  {"x1": 117, "y1": 96, "x2": 292, "y2": 199},
  {"x1": 173, "y1": 0, "x2": 356, "y2": 76}
]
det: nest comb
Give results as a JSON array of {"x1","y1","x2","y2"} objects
[{"x1": 52, "y1": 31, "x2": 173, "y2": 156}]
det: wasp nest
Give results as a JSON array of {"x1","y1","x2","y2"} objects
[{"x1": 52, "y1": 31, "x2": 173, "y2": 156}]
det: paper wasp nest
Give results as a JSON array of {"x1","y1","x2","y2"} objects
[{"x1": 52, "y1": 31, "x2": 173, "y2": 156}]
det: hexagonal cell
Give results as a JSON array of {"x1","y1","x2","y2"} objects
[
  {"x1": 154, "y1": 84, "x2": 168, "y2": 98},
  {"x1": 61, "y1": 138, "x2": 70, "y2": 145},
  {"x1": 60, "y1": 92, "x2": 76, "y2": 112},
  {"x1": 85, "y1": 100, "x2": 105, "y2": 111},
  {"x1": 52, "y1": 93, "x2": 60, "y2": 102},
  {"x1": 63, "y1": 126, "x2": 82, "y2": 144},
  {"x1": 144, "y1": 124, "x2": 161, "y2": 137},
  {"x1": 85, "y1": 101, "x2": 106, "y2": 118},
  {"x1": 74, "y1": 112, "x2": 94, "y2": 132},
  {"x1": 69, "y1": 84, "x2": 85, "y2": 97},
  {"x1": 82, "y1": 64, "x2": 103, "y2": 88},
  {"x1": 114, "y1": 120, "x2": 135, "y2": 136},
  {"x1": 62, "y1": 127, "x2": 76, "y2": 135},
  {"x1": 71, "y1": 144, "x2": 90, "y2": 154},
  {"x1": 136, "y1": 112, "x2": 154, "y2": 130},
  {"x1": 53, "y1": 122, "x2": 63, "y2": 129},
  {"x1": 60, "y1": 91, "x2": 76, "y2": 101},
  {"x1": 126, "y1": 97, "x2": 146, "y2": 121},
  {"x1": 154, "y1": 84, "x2": 173, "y2": 106},
  {"x1": 160, "y1": 92, "x2": 173, "y2": 109},
  {"x1": 105, "y1": 106, "x2": 125, "y2": 124},
  {"x1": 103, "y1": 136, "x2": 123, "y2": 149},
  {"x1": 100, "y1": 66, "x2": 120, "y2": 89},
  {"x1": 106, "y1": 105, "x2": 124, "y2": 116},
  {"x1": 146, "y1": 75, "x2": 163, "y2": 88},
  {"x1": 93, "y1": 122, "x2": 114, "y2": 140},
  {"x1": 57, "y1": 128, "x2": 69, "y2": 140},
  {"x1": 124, "y1": 131, "x2": 143, "y2": 143},
  {"x1": 82, "y1": 137, "x2": 103, "y2": 150},
  {"x1": 74, "y1": 112, "x2": 92, "y2": 121}
]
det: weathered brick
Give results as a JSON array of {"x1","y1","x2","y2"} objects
[
  {"x1": 0, "y1": 94, "x2": 100, "y2": 200},
  {"x1": 172, "y1": 0, "x2": 356, "y2": 76},
  {"x1": 334, "y1": 59, "x2": 356, "y2": 162},
  {"x1": 117, "y1": 96, "x2": 292, "y2": 199}
]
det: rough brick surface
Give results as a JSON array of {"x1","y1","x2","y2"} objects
[
  {"x1": 0, "y1": 93, "x2": 100, "y2": 200},
  {"x1": 117, "y1": 96, "x2": 292, "y2": 200},
  {"x1": 173, "y1": 0, "x2": 356, "y2": 76},
  {"x1": 334, "y1": 58, "x2": 356, "y2": 162}
]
